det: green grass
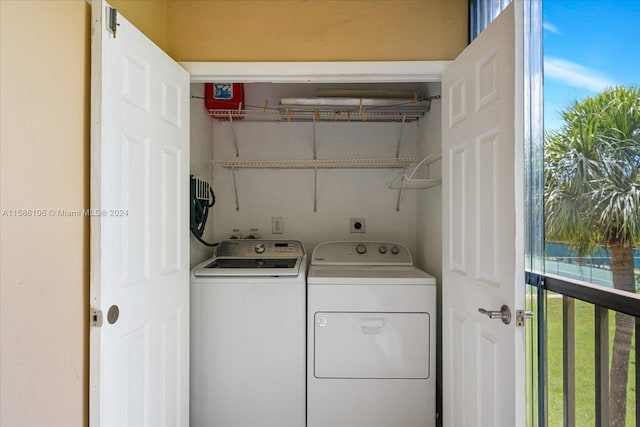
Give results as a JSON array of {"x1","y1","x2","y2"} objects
[{"x1": 543, "y1": 295, "x2": 637, "y2": 426}]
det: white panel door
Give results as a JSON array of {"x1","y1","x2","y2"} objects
[
  {"x1": 89, "y1": 2, "x2": 190, "y2": 426},
  {"x1": 442, "y1": 3, "x2": 525, "y2": 427}
]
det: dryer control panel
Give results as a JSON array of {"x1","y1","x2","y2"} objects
[{"x1": 311, "y1": 241, "x2": 413, "y2": 266}]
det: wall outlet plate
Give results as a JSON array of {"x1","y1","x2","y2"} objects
[
  {"x1": 350, "y1": 218, "x2": 365, "y2": 233},
  {"x1": 272, "y1": 217, "x2": 284, "y2": 234}
]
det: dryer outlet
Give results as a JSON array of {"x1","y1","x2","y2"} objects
[{"x1": 350, "y1": 218, "x2": 366, "y2": 233}]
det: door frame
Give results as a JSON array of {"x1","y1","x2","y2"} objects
[
  {"x1": 182, "y1": 61, "x2": 450, "y2": 84},
  {"x1": 182, "y1": 59, "x2": 453, "y2": 425}
]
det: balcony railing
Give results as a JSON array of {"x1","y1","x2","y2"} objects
[{"x1": 527, "y1": 271, "x2": 639, "y2": 427}]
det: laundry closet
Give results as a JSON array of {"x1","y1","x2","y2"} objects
[
  {"x1": 185, "y1": 80, "x2": 445, "y2": 426},
  {"x1": 188, "y1": 81, "x2": 444, "y2": 282},
  {"x1": 91, "y1": 2, "x2": 524, "y2": 424}
]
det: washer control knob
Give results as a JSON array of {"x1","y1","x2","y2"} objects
[
  {"x1": 390, "y1": 246, "x2": 400, "y2": 255},
  {"x1": 378, "y1": 245, "x2": 387, "y2": 254},
  {"x1": 355, "y1": 243, "x2": 367, "y2": 255},
  {"x1": 255, "y1": 243, "x2": 266, "y2": 254}
]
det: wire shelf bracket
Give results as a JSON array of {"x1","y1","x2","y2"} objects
[{"x1": 387, "y1": 152, "x2": 442, "y2": 190}]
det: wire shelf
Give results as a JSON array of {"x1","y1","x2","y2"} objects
[
  {"x1": 214, "y1": 157, "x2": 420, "y2": 170},
  {"x1": 208, "y1": 105, "x2": 430, "y2": 123},
  {"x1": 206, "y1": 96, "x2": 439, "y2": 211}
]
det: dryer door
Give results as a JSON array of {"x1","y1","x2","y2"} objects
[{"x1": 314, "y1": 311, "x2": 430, "y2": 379}]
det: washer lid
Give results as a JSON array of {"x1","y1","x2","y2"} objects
[
  {"x1": 192, "y1": 256, "x2": 305, "y2": 277},
  {"x1": 192, "y1": 239, "x2": 306, "y2": 277},
  {"x1": 311, "y1": 241, "x2": 413, "y2": 266}
]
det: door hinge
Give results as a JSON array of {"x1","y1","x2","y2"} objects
[
  {"x1": 516, "y1": 309, "x2": 533, "y2": 327},
  {"x1": 91, "y1": 308, "x2": 103, "y2": 327},
  {"x1": 106, "y1": 7, "x2": 118, "y2": 38}
]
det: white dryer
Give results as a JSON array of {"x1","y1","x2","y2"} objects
[
  {"x1": 190, "y1": 239, "x2": 306, "y2": 427},
  {"x1": 307, "y1": 241, "x2": 436, "y2": 427}
]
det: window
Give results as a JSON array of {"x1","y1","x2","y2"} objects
[
  {"x1": 526, "y1": 2, "x2": 640, "y2": 426},
  {"x1": 469, "y1": 0, "x2": 513, "y2": 41}
]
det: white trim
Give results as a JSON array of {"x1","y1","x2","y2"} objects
[{"x1": 181, "y1": 61, "x2": 451, "y2": 83}]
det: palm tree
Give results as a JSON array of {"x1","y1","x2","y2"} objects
[{"x1": 545, "y1": 86, "x2": 640, "y2": 426}]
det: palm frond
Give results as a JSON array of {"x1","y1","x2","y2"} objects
[{"x1": 544, "y1": 86, "x2": 640, "y2": 251}]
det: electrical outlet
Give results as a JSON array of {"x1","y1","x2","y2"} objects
[
  {"x1": 272, "y1": 217, "x2": 284, "y2": 234},
  {"x1": 350, "y1": 218, "x2": 365, "y2": 233}
]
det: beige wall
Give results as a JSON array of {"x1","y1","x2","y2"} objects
[
  {"x1": 166, "y1": 0, "x2": 468, "y2": 61},
  {"x1": 0, "y1": 1, "x2": 466, "y2": 425},
  {"x1": 110, "y1": 0, "x2": 168, "y2": 51},
  {"x1": 0, "y1": 1, "x2": 90, "y2": 425}
]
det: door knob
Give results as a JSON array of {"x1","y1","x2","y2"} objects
[
  {"x1": 478, "y1": 304, "x2": 511, "y2": 325},
  {"x1": 107, "y1": 305, "x2": 120, "y2": 324}
]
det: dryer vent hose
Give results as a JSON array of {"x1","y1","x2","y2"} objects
[{"x1": 190, "y1": 175, "x2": 218, "y2": 247}]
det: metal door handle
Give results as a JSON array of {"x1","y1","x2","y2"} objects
[
  {"x1": 107, "y1": 305, "x2": 119, "y2": 324},
  {"x1": 478, "y1": 305, "x2": 511, "y2": 325}
]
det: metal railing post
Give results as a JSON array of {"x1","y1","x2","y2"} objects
[
  {"x1": 595, "y1": 305, "x2": 609, "y2": 427},
  {"x1": 636, "y1": 317, "x2": 639, "y2": 427},
  {"x1": 562, "y1": 296, "x2": 575, "y2": 427},
  {"x1": 537, "y1": 280, "x2": 547, "y2": 427}
]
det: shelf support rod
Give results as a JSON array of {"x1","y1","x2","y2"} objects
[
  {"x1": 313, "y1": 115, "x2": 317, "y2": 160},
  {"x1": 229, "y1": 113, "x2": 239, "y2": 157},
  {"x1": 231, "y1": 168, "x2": 240, "y2": 211},
  {"x1": 313, "y1": 168, "x2": 318, "y2": 213},
  {"x1": 394, "y1": 114, "x2": 406, "y2": 158},
  {"x1": 395, "y1": 166, "x2": 406, "y2": 211}
]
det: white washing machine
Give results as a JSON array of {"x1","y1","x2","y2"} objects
[
  {"x1": 307, "y1": 241, "x2": 436, "y2": 427},
  {"x1": 190, "y1": 239, "x2": 306, "y2": 427}
]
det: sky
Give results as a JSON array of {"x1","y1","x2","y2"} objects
[{"x1": 543, "y1": 0, "x2": 640, "y2": 131}]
